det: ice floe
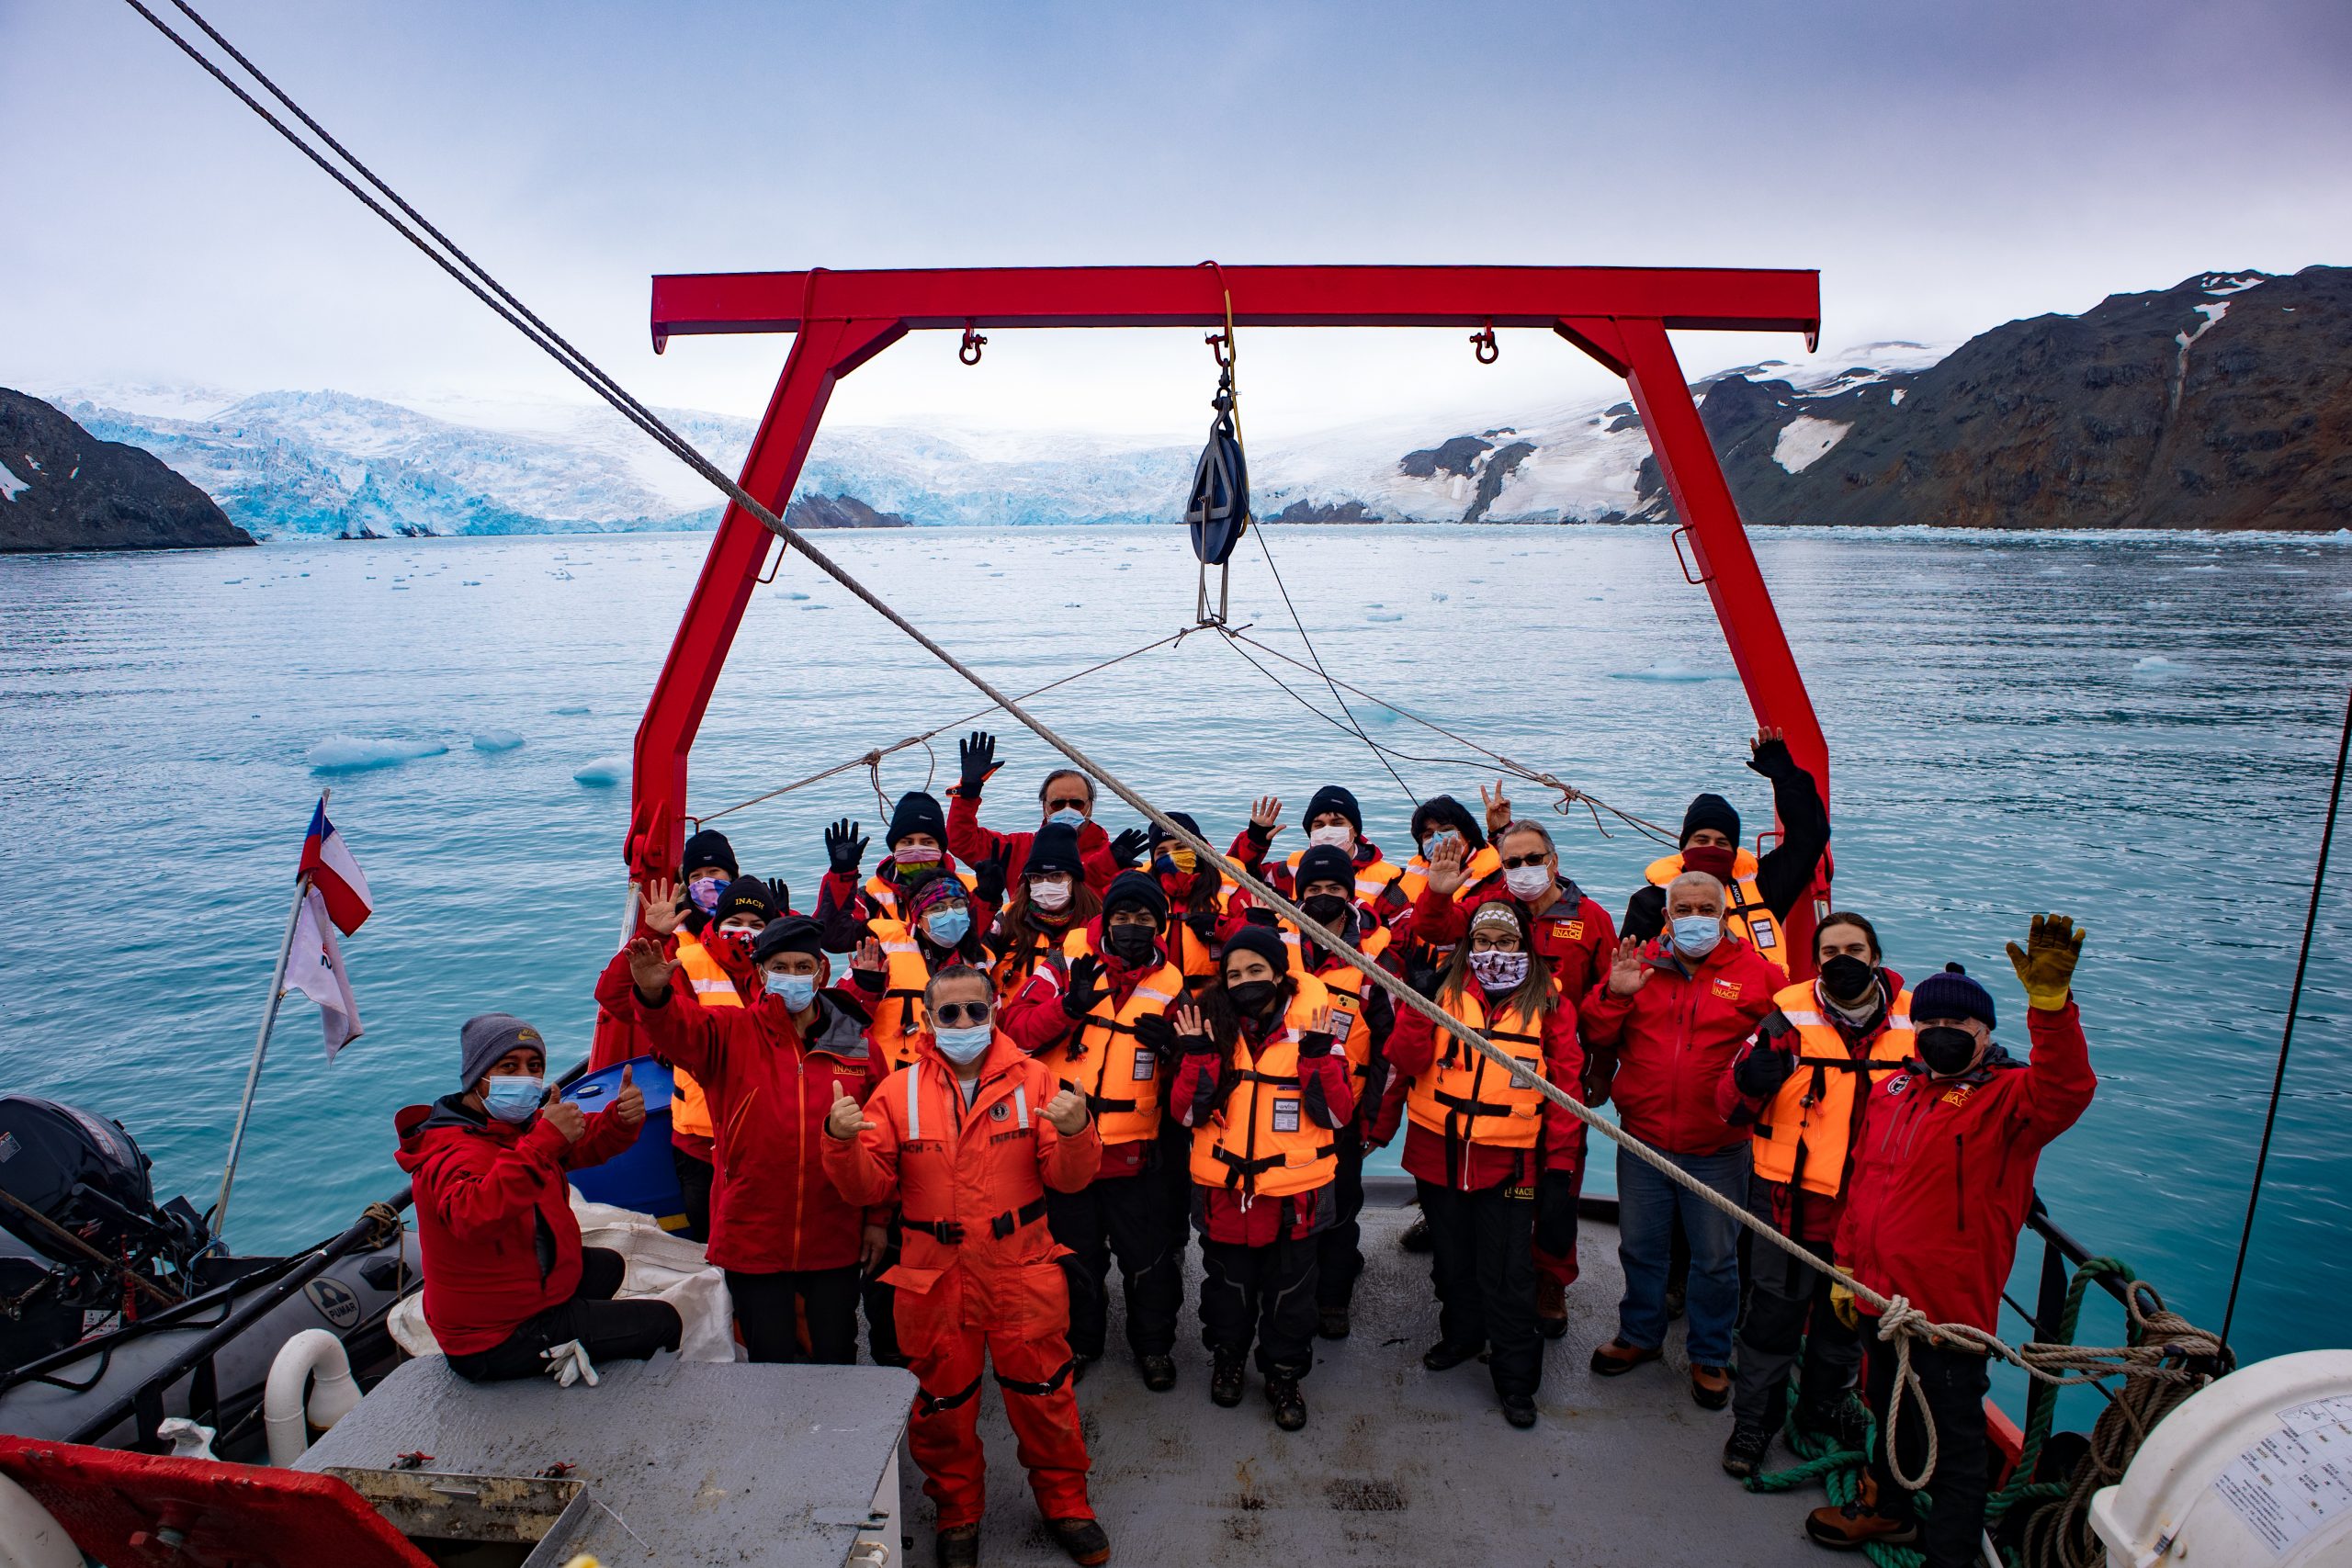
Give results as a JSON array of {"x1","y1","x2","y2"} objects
[{"x1": 308, "y1": 736, "x2": 449, "y2": 773}]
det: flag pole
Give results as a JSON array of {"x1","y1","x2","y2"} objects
[{"x1": 212, "y1": 789, "x2": 326, "y2": 1243}]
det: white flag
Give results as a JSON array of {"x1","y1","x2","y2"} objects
[{"x1": 285, "y1": 886, "x2": 363, "y2": 1060}]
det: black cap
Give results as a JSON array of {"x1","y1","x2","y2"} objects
[
  {"x1": 1295, "y1": 844, "x2": 1357, "y2": 895},
  {"x1": 752, "y1": 914, "x2": 827, "y2": 964},
  {"x1": 1304, "y1": 784, "x2": 1363, "y2": 834},
  {"x1": 1102, "y1": 869, "x2": 1170, "y2": 926},
  {"x1": 1410, "y1": 795, "x2": 1486, "y2": 852},
  {"x1": 1912, "y1": 963, "x2": 1997, "y2": 1029},
  {"x1": 681, "y1": 829, "x2": 738, "y2": 879},
  {"x1": 1024, "y1": 822, "x2": 1085, "y2": 881},
  {"x1": 887, "y1": 791, "x2": 948, "y2": 850},
  {"x1": 712, "y1": 874, "x2": 778, "y2": 928},
  {"x1": 1147, "y1": 810, "x2": 1204, "y2": 849},
  {"x1": 1219, "y1": 923, "x2": 1290, "y2": 976},
  {"x1": 1680, "y1": 792, "x2": 1741, "y2": 847}
]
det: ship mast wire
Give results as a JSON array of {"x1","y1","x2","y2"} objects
[
  {"x1": 2219, "y1": 681, "x2": 2350, "y2": 1350},
  {"x1": 124, "y1": 0, "x2": 2223, "y2": 1494}
]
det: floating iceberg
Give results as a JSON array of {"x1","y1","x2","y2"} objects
[
  {"x1": 308, "y1": 736, "x2": 448, "y2": 773},
  {"x1": 574, "y1": 755, "x2": 628, "y2": 787},
  {"x1": 471, "y1": 731, "x2": 526, "y2": 753}
]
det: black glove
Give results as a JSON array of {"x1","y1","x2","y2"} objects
[
  {"x1": 1060, "y1": 954, "x2": 1107, "y2": 1019},
  {"x1": 1747, "y1": 734, "x2": 1797, "y2": 779},
  {"x1": 1245, "y1": 818, "x2": 1274, "y2": 847},
  {"x1": 1182, "y1": 1028, "x2": 1220, "y2": 1055},
  {"x1": 1295, "y1": 1030, "x2": 1335, "y2": 1059},
  {"x1": 970, "y1": 851, "x2": 1006, "y2": 908},
  {"x1": 1732, "y1": 1042, "x2": 1796, "y2": 1100},
  {"x1": 1108, "y1": 828, "x2": 1148, "y2": 869},
  {"x1": 1133, "y1": 1012, "x2": 1178, "y2": 1057},
  {"x1": 851, "y1": 956, "x2": 888, "y2": 994},
  {"x1": 957, "y1": 730, "x2": 999, "y2": 796},
  {"x1": 1183, "y1": 908, "x2": 1218, "y2": 943},
  {"x1": 825, "y1": 818, "x2": 867, "y2": 877}
]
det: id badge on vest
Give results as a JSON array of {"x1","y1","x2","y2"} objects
[
  {"x1": 1272, "y1": 1096, "x2": 1302, "y2": 1134},
  {"x1": 1330, "y1": 1007, "x2": 1355, "y2": 1045},
  {"x1": 1132, "y1": 1046, "x2": 1156, "y2": 1081},
  {"x1": 1747, "y1": 915, "x2": 1777, "y2": 950}
]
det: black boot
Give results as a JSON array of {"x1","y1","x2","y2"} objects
[
  {"x1": 1265, "y1": 1372, "x2": 1307, "y2": 1431},
  {"x1": 1722, "y1": 1423, "x2": 1772, "y2": 1478},
  {"x1": 1499, "y1": 1393, "x2": 1538, "y2": 1429},
  {"x1": 1138, "y1": 1354, "x2": 1177, "y2": 1393},
  {"x1": 1423, "y1": 1338, "x2": 1484, "y2": 1372},
  {"x1": 1399, "y1": 1213, "x2": 1433, "y2": 1253},
  {"x1": 1209, "y1": 1354, "x2": 1246, "y2": 1407},
  {"x1": 1317, "y1": 1305, "x2": 1351, "y2": 1339},
  {"x1": 1047, "y1": 1517, "x2": 1112, "y2": 1566},
  {"x1": 935, "y1": 1524, "x2": 980, "y2": 1567}
]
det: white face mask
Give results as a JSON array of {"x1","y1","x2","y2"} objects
[
  {"x1": 1502, "y1": 864, "x2": 1551, "y2": 899},
  {"x1": 1028, "y1": 877, "x2": 1073, "y2": 912},
  {"x1": 1307, "y1": 824, "x2": 1354, "y2": 851}
]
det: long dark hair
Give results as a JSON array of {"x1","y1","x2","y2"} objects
[
  {"x1": 1197, "y1": 968, "x2": 1299, "y2": 1071},
  {"x1": 992, "y1": 875, "x2": 1103, "y2": 991},
  {"x1": 1438, "y1": 899, "x2": 1558, "y2": 1020}
]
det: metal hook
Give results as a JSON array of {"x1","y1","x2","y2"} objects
[
  {"x1": 959, "y1": 321, "x2": 987, "y2": 366},
  {"x1": 1204, "y1": 330, "x2": 1231, "y2": 372},
  {"x1": 1471, "y1": 321, "x2": 1499, "y2": 365}
]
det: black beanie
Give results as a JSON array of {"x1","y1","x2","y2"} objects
[
  {"x1": 1304, "y1": 784, "x2": 1363, "y2": 834},
  {"x1": 1295, "y1": 844, "x2": 1358, "y2": 895},
  {"x1": 1680, "y1": 792, "x2": 1741, "y2": 847},
  {"x1": 1410, "y1": 795, "x2": 1486, "y2": 852},
  {"x1": 1912, "y1": 963, "x2": 1997, "y2": 1030},
  {"x1": 1102, "y1": 869, "x2": 1170, "y2": 926},
  {"x1": 681, "y1": 828, "x2": 738, "y2": 879},
  {"x1": 1147, "y1": 810, "x2": 1204, "y2": 850},
  {"x1": 887, "y1": 791, "x2": 948, "y2": 851},
  {"x1": 711, "y1": 874, "x2": 777, "y2": 928},
  {"x1": 752, "y1": 914, "x2": 827, "y2": 964},
  {"x1": 1219, "y1": 923, "x2": 1290, "y2": 977},
  {"x1": 1024, "y1": 822, "x2": 1085, "y2": 881}
]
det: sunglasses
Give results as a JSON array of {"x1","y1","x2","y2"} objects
[
  {"x1": 1046, "y1": 797, "x2": 1090, "y2": 813},
  {"x1": 933, "y1": 1000, "x2": 993, "y2": 1027},
  {"x1": 1499, "y1": 852, "x2": 1550, "y2": 870}
]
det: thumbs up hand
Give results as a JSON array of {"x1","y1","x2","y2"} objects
[
  {"x1": 612, "y1": 1064, "x2": 646, "y2": 1129},
  {"x1": 1042, "y1": 1088, "x2": 1090, "y2": 1135},
  {"x1": 826, "y1": 1092, "x2": 874, "y2": 1141}
]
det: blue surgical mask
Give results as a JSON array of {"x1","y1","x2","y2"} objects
[
  {"x1": 764, "y1": 971, "x2": 818, "y2": 1010},
  {"x1": 1421, "y1": 829, "x2": 1461, "y2": 861},
  {"x1": 933, "y1": 1022, "x2": 992, "y2": 1064},
  {"x1": 1670, "y1": 915, "x2": 1723, "y2": 959},
  {"x1": 924, "y1": 906, "x2": 972, "y2": 946},
  {"x1": 482, "y1": 1075, "x2": 544, "y2": 1124},
  {"x1": 1047, "y1": 807, "x2": 1086, "y2": 829},
  {"x1": 687, "y1": 875, "x2": 728, "y2": 914}
]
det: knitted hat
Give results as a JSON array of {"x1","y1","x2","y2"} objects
[
  {"x1": 1410, "y1": 795, "x2": 1486, "y2": 852},
  {"x1": 1295, "y1": 844, "x2": 1358, "y2": 896},
  {"x1": 1468, "y1": 900, "x2": 1523, "y2": 939},
  {"x1": 905, "y1": 872, "x2": 971, "y2": 924},
  {"x1": 1024, "y1": 822, "x2": 1085, "y2": 881},
  {"x1": 1911, "y1": 963, "x2": 1996, "y2": 1029},
  {"x1": 1102, "y1": 869, "x2": 1170, "y2": 926},
  {"x1": 458, "y1": 1012, "x2": 545, "y2": 1090},
  {"x1": 1679, "y1": 793, "x2": 1740, "y2": 847},
  {"x1": 1219, "y1": 923, "x2": 1290, "y2": 976},
  {"x1": 752, "y1": 914, "x2": 826, "y2": 964},
  {"x1": 680, "y1": 828, "x2": 738, "y2": 879},
  {"x1": 711, "y1": 874, "x2": 777, "y2": 929},
  {"x1": 886, "y1": 791, "x2": 948, "y2": 850},
  {"x1": 1146, "y1": 810, "x2": 1204, "y2": 850},
  {"x1": 1304, "y1": 784, "x2": 1363, "y2": 834}
]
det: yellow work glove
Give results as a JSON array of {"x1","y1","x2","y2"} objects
[
  {"x1": 2007, "y1": 913, "x2": 2086, "y2": 1011},
  {"x1": 1828, "y1": 1279, "x2": 1860, "y2": 1331}
]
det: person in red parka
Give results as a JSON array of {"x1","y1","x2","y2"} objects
[
  {"x1": 1807, "y1": 917, "x2": 2096, "y2": 1568},
  {"x1": 395, "y1": 1013, "x2": 680, "y2": 1382},
  {"x1": 948, "y1": 730, "x2": 1136, "y2": 893},
  {"x1": 821, "y1": 964, "x2": 1111, "y2": 1568},
  {"x1": 623, "y1": 916, "x2": 883, "y2": 1365},
  {"x1": 1581, "y1": 869, "x2": 1782, "y2": 1409}
]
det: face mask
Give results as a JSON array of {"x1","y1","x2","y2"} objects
[
  {"x1": 1670, "y1": 915, "x2": 1723, "y2": 959},
  {"x1": 1047, "y1": 807, "x2": 1086, "y2": 829},
  {"x1": 1028, "y1": 878, "x2": 1073, "y2": 912},
  {"x1": 687, "y1": 876, "x2": 728, "y2": 915},
  {"x1": 1105, "y1": 923, "x2": 1157, "y2": 964},
  {"x1": 1468, "y1": 949, "x2": 1530, "y2": 989},
  {"x1": 1307, "y1": 824, "x2": 1353, "y2": 851},
  {"x1": 933, "y1": 1022, "x2": 993, "y2": 1064},
  {"x1": 1818, "y1": 955, "x2": 1878, "y2": 1005},
  {"x1": 717, "y1": 922, "x2": 763, "y2": 945},
  {"x1": 764, "y1": 971, "x2": 817, "y2": 1010},
  {"x1": 1159, "y1": 846, "x2": 1198, "y2": 875},
  {"x1": 482, "y1": 1075, "x2": 544, "y2": 1124},
  {"x1": 1301, "y1": 893, "x2": 1351, "y2": 930},
  {"x1": 923, "y1": 906, "x2": 972, "y2": 946},
  {"x1": 1227, "y1": 978, "x2": 1280, "y2": 1017},
  {"x1": 1917, "y1": 1025, "x2": 1981, "y2": 1077},
  {"x1": 892, "y1": 843, "x2": 942, "y2": 874},
  {"x1": 1420, "y1": 829, "x2": 1461, "y2": 862},
  {"x1": 1503, "y1": 864, "x2": 1551, "y2": 899}
]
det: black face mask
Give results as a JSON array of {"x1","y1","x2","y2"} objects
[
  {"x1": 1105, "y1": 923, "x2": 1157, "y2": 965},
  {"x1": 1300, "y1": 894, "x2": 1351, "y2": 931},
  {"x1": 1227, "y1": 979, "x2": 1281, "y2": 1018},
  {"x1": 1818, "y1": 955, "x2": 1878, "y2": 1004},
  {"x1": 1917, "y1": 1025, "x2": 1980, "y2": 1077}
]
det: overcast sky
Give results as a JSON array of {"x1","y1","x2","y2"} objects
[{"x1": 6, "y1": 0, "x2": 2349, "y2": 438}]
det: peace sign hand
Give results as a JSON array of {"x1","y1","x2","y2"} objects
[
  {"x1": 1604, "y1": 935, "x2": 1652, "y2": 998},
  {"x1": 1480, "y1": 779, "x2": 1512, "y2": 833}
]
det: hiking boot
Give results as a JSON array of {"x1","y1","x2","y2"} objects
[
  {"x1": 1069, "y1": 1353, "x2": 1098, "y2": 1386},
  {"x1": 1137, "y1": 1354, "x2": 1177, "y2": 1393},
  {"x1": 1209, "y1": 1356, "x2": 1246, "y2": 1407},
  {"x1": 1690, "y1": 1364, "x2": 1731, "y2": 1410},
  {"x1": 1422, "y1": 1338, "x2": 1483, "y2": 1372},
  {"x1": 1589, "y1": 1338, "x2": 1661, "y2": 1377},
  {"x1": 1048, "y1": 1516, "x2": 1113, "y2": 1566},
  {"x1": 1400, "y1": 1213, "x2": 1433, "y2": 1253},
  {"x1": 1500, "y1": 1393, "x2": 1538, "y2": 1429},
  {"x1": 1804, "y1": 1499, "x2": 1917, "y2": 1551},
  {"x1": 1265, "y1": 1375, "x2": 1307, "y2": 1431},
  {"x1": 1536, "y1": 1278, "x2": 1568, "y2": 1339},
  {"x1": 1317, "y1": 1305, "x2": 1351, "y2": 1340},
  {"x1": 1799, "y1": 1392, "x2": 1873, "y2": 1455},
  {"x1": 935, "y1": 1524, "x2": 981, "y2": 1568},
  {"x1": 1721, "y1": 1423, "x2": 1772, "y2": 1478}
]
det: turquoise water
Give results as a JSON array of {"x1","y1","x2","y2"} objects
[{"x1": 2, "y1": 525, "x2": 2347, "y2": 1372}]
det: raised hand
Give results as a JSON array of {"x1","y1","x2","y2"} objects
[
  {"x1": 1295, "y1": 1004, "x2": 1336, "y2": 1057},
  {"x1": 1480, "y1": 779, "x2": 1512, "y2": 833},
  {"x1": 638, "y1": 875, "x2": 684, "y2": 937},
  {"x1": 1108, "y1": 827, "x2": 1149, "y2": 869},
  {"x1": 1171, "y1": 1001, "x2": 1216, "y2": 1051},
  {"x1": 1424, "y1": 834, "x2": 1469, "y2": 897},
  {"x1": 956, "y1": 730, "x2": 1001, "y2": 796},
  {"x1": 825, "y1": 1091, "x2": 874, "y2": 1140},
  {"x1": 627, "y1": 936, "x2": 680, "y2": 998},
  {"x1": 1042, "y1": 1088, "x2": 1091, "y2": 1134},
  {"x1": 540, "y1": 1089, "x2": 588, "y2": 1145},
  {"x1": 2007, "y1": 912, "x2": 2086, "y2": 1011},
  {"x1": 1248, "y1": 795, "x2": 1284, "y2": 842},
  {"x1": 611, "y1": 1064, "x2": 645, "y2": 1129},
  {"x1": 1604, "y1": 934, "x2": 1653, "y2": 998},
  {"x1": 1061, "y1": 953, "x2": 1107, "y2": 1019},
  {"x1": 850, "y1": 937, "x2": 888, "y2": 991},
  {"x1": 1747, "y1": 724, "x2": 1792, "y2": 774},
  {"x1": 825, "y1": 818, "x2": 868, "y2": 877},
  {"x1": 970, "y1": 851, "x2": 1007, "y2": 908}
]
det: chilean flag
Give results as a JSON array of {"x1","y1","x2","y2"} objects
[{"x1": 298, "y1": 799, "x2": 373, "y2": 934}]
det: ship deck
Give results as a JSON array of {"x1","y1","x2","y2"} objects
[{"x1": 965, "y1": 1190, "x2": 1826, "y2": 1566}]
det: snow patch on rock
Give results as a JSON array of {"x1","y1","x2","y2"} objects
[{"x1": 1773, "y1": 416, "x2": 1852, "y2": 474}]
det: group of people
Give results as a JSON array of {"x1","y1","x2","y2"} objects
[{"x1": 394, "y1": 727, "x2": 2096, "y2": 1568}]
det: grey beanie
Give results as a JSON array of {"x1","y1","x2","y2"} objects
[{"x1": 459, "y1": 1012, "x2": 546, "y2": 1089}]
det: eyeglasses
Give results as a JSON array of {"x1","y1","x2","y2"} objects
[
  {"x1": 1499, "y1": 852, "x2": 1550, "y2": 870},
  {"x1": 1046, "y1": 797, "x2": 1090, "y2": 813},
  {"x1": 933, "y1": 1001, "x2": 992, "y2": 1027}
]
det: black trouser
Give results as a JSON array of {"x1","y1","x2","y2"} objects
[
  {"x1": 1866, "y1": 1331, "x2": 1993, "y2": 1568},
  {"x1": 1047, "y1": 1168, "x2": 1181, "y2": 1360},
  {"x1": 1313, "y1": 1133, "x2": 1366, "y2": 1313},
  {"x1": 1732, "y1": 1198, "x2": 1860, "y2": 1432},
  {"x1": 725, "y1": 1264, "x2": 862, "y2": 1364},
  {"x1": 447, "y1": 1247, "x2": 681, "y2": 1382},
  {"x1": 670, "y1": 1144, "x2": 714, "y2": 1244},
  {"x1": 860, "y1": 1218, "x2": 905, "y2": 1367},
  {"x1": 1198, "y1": 1233, "x2": 1319, "y2": 1378},
  {"x1": 1418, "y1": 1179, "x2": 1541, "y2": 1399}
]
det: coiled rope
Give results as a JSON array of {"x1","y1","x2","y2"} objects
[{"x1": 123, "y1": 0, "x2": 2220, "y2": 1500}]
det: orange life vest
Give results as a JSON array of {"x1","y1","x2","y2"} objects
[
  {"x1": 864, "y1": 918, "x2": 942, "y2": 1073},
  {"x1": 1398, "y1": 843, "x2": 1502, "y2": 905},
  {"x1": 1189, "y1": 976, "x2": 1339, "y2": 1200},
  {"x1": 1165, "y1": 874, "x2": 1238, "y2": 993},
  {"x1": 1750, "y1": 980, "x2": 1915, "y2": 1198},
  {"x1": 1277, "y1": 920, "x2": 1391, "y2": 1102},
  {"x1": 1646, "y1": 849, "x2": 1786, "y2": 976},
  {"x1": 666, "y1": 929, "x2": 741, "y2": 1139},
  {"x1": 1405, "y1": 985, "x2": 1552, "y2": 1150},
  {"x1": 990, "y1": 916, "x2": 1082, "y2": 1003},
  {"x1": 1284, "y1": 847, "x2": 1403, "y2": 906},
  {"x1": 1041, "y1": 934, "x2": 1184, "y2": 1146}
]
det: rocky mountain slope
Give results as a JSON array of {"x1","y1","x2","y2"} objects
[{"x1": 0, "y1": 389, "x2": 253, "y2": 551}]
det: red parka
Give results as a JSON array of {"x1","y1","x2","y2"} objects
[
  {"x1": 946, "y1": 790, "x2": 1121, "y2": 892},
  {"x1": 393, "y1": 1097, "x2": 638, "y2": 1356},
  {"x1": 1837, "y1": 1001, "x2": 2096, "y2": 1335},
  {"x1": 1580, "y1": 935, "x2": 1781, "y2": 1156},
  {"x1": 1405, "y1": 876, "x2": 1619, "y2": 1008}
]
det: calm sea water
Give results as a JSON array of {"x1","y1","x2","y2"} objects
[{"x1": 2, "y1": 525, "x2": 2347, "y2": 1370}]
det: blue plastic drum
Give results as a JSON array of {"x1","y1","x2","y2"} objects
[{"x1": 560, "y1": 1056, "x2": 686, "y2": 1229}]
